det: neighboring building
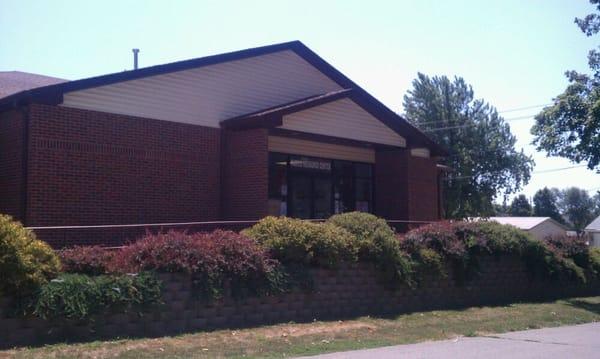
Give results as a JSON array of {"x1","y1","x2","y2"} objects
[
  {"x1": 585, "y1": 216, "x2": 600, "y2": 247},
  {"x1": 0, "y1": 41, "x2": 446, "y2": 246},
  {"x1": 485, "y1": 217, "x2": 568, "y2": 240},
  {"x1": 0, "y1": 71, "x2": 66, "y2": 99}
]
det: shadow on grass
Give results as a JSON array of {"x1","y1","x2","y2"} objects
[{"x1": 565, "y1": 299, "x2": 600, "y2": 315}]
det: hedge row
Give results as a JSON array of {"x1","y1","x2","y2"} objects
[{"x1": 2, "y1": 213, "x2": 600, "y2": 320}]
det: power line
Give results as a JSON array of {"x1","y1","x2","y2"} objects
[
  {"x1": 444, "y1": 165, "x2": 588, "y2": 181},
  {"x1": 417, "y1": 114, "x2": 536, "y2": 132},
  {"x1": 533, "y1": 165, "x2": 587, "y2": 174},
  {"x1": 498, "y1": 103, "x2": 552, "y2": 113}
]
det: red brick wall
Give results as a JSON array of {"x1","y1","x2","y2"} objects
[
  {"x1": 406, "y1": 155, "x2": 440, "y2": 221},
  {"x1": 375, "y1": 149, "x2": 440, "y2": 224},
  {"x1": 374, "y1": 149, "x2": 409, "y2": 220},
  {"x1": 26, "y1": 104, "x2": 221, "y2": 227},
  {"x1": 0, "y1": 109, "x2": 26, "y2": 222},
  {"x1": 221, "y1": 128, "x2": 268, "y2": 220}
]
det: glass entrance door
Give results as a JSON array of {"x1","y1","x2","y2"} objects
[
  {"x1": 289, "y1": 174, "x2": 332, "y2": 219},
  {"x1": 290, "y1": 175, "x2": 312, "y2": 219},
  {"x1": 313, "y1": 177, "x2": 332, "y2": 219}
]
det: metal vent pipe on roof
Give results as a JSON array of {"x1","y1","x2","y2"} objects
[{"x1": 132, "y1": 49, "x2": 140, "y2": 70}]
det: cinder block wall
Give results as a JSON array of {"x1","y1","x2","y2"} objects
[{"x1": 1, "y1": 256, "x2": 598, "y2": 348}]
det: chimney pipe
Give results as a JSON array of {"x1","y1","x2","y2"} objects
[{"x1": 132, "y1": 48, "x2": 140, "y2": 70}]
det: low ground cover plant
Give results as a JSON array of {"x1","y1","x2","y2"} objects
[{"x1": 34, "y1": 272, "x2": 161, "y2": 320}]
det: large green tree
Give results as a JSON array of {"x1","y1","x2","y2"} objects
[
  {"x1": 557, "y1": 187, "x2": 597, "y2": 233},
  {"x1": 404, "y1": 74, "x2": 534, "y2": 218},
  {"x1": 533, "y1": 187, "x2": 564, "y2": 223},
  {"x1": 531, "y1": 1, "x2": 600, "y2": 169},
  {"x1": 509, "y1": 194, "x2": 533, "y2": 217}
]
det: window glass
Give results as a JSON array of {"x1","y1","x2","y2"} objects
[
  {"x1": 355, "y1": 163, "x2": 372, "y2": 178},
  {"x1": 269, "y1": 153, "x2": 373, "y2": 217},
  {"x1": 355, "y1": 177, "x2": 372, "y2": 213},
  {"x1": 268, "y1": 153, "x2": 288, "y2": 216}
]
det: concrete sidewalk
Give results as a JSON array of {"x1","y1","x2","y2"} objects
[{"x1": 298, "y1": 322, "x2": 600, "y2": 359}]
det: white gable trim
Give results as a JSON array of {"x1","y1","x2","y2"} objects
[
  {"x1": 61, "y1": 50, "x2": 342, "y2": 128},
  {"x1": 280, "y1": 98, "x2": 406, "y2": 147}
]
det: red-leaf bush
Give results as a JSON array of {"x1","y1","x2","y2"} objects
[
  {"x1": 399, "y1": 221, "x2": 589, "y2": 283},
  {"x1": 545, "y1": 236, "x2": 590, "y2": 268},
  {"x1": 113, "y1": 230, "x2": 286, "y2": 298},
  {"x1": 59, "y1": 245, "x2": 114, "y2": 275}
]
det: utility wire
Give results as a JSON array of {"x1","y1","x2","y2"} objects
[
  {"x1": 533, "y1": 165, "x2": 587, "y2": 174},
  {"x1": 444, "y1": 165, "x2": 588, "y2": 181},
  {"x1": 497, "y1": 103, "x2": 552, "y2": 113},
  {"x1": 415, "y1": 114, "x2": 536, "y2": 131}
]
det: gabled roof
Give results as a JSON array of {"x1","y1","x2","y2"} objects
[
  {"x1": 221, "y1": 89, "x2": 353, "y2": 130},
  {"x1": 586, "y1": 215, "x2": 600, "y2": 232},
  {"x1": 0, "y1": 41, "x2": 446, "y2": 156},
  {"x1": 0, "y1": 71, "x2": 66, "y2": 99},
  {"x1": 486, "y1": 217, "x2": 567, "y2": 231}
]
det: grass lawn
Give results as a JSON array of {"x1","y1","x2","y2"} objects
[{"x1": 2, "y1": 296, "x2": 599, "y2": 359}]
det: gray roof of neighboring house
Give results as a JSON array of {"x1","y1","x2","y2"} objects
[
  {"x1": 0, "y1": 71, "x2": 67, "y2": 99},
  {"x1": 485, "y1": 217, "x2": 567, "y2": 231},
  {"x1": 586, "y1": 215, "x2": 600, "y2": 232}
]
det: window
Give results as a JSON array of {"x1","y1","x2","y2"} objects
[
  {"x1": 268, "y1": 153, "x2": 288, "y2": 216},
  {"x1": 268, "y1": 153, "x2": 373, "y2": 218}
]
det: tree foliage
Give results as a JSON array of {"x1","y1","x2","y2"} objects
[
  {"x1": 533, "y1": 187, "x2": 564, "y2": 223},
  {"x1": 509, "y1": 194, "x2": 532, "y2": 217},
  {"x1": 531, "y1": 1, "x2": 600, "y2": 169},
  {"x1": 557, "y1": 187, "x2": 597, "y2": 233},
  {"x1": 404, "y1": 74, "x2": 533, "y2": 218}
]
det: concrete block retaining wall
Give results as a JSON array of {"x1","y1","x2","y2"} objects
[{"x1": 1, "y1": 255, "x2": 598, "y2": 348}]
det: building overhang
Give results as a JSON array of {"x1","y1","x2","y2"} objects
[
  {"x1": 220, "y1": 89, "x2": 353, "y2": 130},
  {"x1": 0, "y1": 40, "x2": 448, "y2": 157}
]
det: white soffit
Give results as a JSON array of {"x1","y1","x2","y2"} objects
[
  {"x1": 268, "y1": 135, "x2": 375, "y2": 163},
  {"x1": 280, "y1": 98, "x2": 406, "y2": 147},
  {"x1": 61, "y1": 50, "x2": 342, "y2": 128}
]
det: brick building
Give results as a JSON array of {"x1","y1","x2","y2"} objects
[{"x1": 0, "y1": 41, "x2": 446, "y2": 246}]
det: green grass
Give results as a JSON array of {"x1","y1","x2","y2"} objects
[{"x1": 3, "y1": 296, "x2": 600, "y2": 359}]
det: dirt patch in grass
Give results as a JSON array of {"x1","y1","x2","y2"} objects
[{"x1": 260, "y1": 321, "x2": 377, "y2": 338}]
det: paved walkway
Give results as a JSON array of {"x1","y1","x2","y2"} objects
[{"x1": 298, "y1": 322, "x2": 600, "y2": 359}]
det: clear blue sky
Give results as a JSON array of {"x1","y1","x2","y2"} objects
[{"x1": 1, "y1": 0, "x2": 599, "y2": 202}]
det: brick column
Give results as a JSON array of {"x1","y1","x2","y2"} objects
[
  {"x1": 221, "y1": 128, "x2": 269, "y2": 220},
  {"x1": 374, "y1": 148, "x2": 440, "y2": 223}
]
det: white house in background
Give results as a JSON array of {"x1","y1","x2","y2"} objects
[
  {"x1": 484, "y1": 217, "x2": 568, "y2": 241},
  {"x1": 585, "y1": 216, "x2": 600, "y2": 247}
]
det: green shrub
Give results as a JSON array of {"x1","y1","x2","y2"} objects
[
  {"x1": 0, "y1": 214, "x2": 61, "y2": 297},
  {"x1": 327, "y1": 212, "x2": 395, "y2": 257},
  {"x1": 412, "y1": 248, "x2": 446, "y2": 277},
  {"x1": 327, "y1": 212, "x2": 414, "y2": 286},
  {"x1": 589, "y1": 248, "x2": 600, "y2": 277},
  {"x1": 34, "y1": 272, "x2": 162, "y2": 320},
  {"x1": 401, "y1": 221, "x2": 589, "y2": 284},
  {"x1": 243, "y1": 217, "x2": 357, "y2": 268},
  {"x1": 521, "y1": 239, "x2": 586, "y2": 283}
]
